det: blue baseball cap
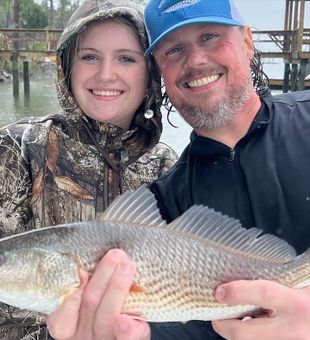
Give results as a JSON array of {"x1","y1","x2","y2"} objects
[{"x1": 144, "y1": 0, "x2": 245, "y2": 55}]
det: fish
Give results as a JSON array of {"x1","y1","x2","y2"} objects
[{"x1": 0, "y1": 185, "x2": 309, "y2": 322}]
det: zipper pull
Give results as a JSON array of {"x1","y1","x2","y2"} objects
[{"x1": 229, "y1": 149, "x2": 235, "y2": 161}]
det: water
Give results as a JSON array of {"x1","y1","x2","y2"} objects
[
  {"x1": 0, "y1": 79, "x2": 192, "y2": 155},
  {"x1": 0, "y1": 79, "x2": 60, "y2": 125}
]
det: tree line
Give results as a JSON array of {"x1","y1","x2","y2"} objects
[
  {"x1": 1, "y1": 0, "x2": 84, "y2": 29},
  {"x1": 0, "y1": 0, "x2": 146, "y2": 30}
]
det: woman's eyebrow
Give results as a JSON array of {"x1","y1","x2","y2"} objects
[{"x1": 78, "y1": 47, "x2": 143, "y2": 55}]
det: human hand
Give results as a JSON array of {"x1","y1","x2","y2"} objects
[
  {"x1": 212, "y1": 280, "x2": 310, "y2": 340},
  {"x1": 47, "y1": 249, "x2": 151, "y2": 340}
]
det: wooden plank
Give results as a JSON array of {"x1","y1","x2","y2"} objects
[{"x1": 269, "y1": 78, "x2": 310, "y2": 89}]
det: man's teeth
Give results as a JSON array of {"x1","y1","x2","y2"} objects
[
  {"x1": 92, "y1": 90, "x2": 121, "y2": 96},
  {"x1": 187, "y1": 74, "x2": 219, "y2": 88}
]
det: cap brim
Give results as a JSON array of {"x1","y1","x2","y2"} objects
[{"x1": 145, "y1": 16, "x2": 242, "y2": 56}]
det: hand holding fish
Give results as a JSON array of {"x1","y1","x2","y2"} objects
[
  {"x1": 47, "y1": 249, "x2": 151, "y2": 340},
  {"x1": 212, "y1": 280, "x2": 310, "y2": 339}
]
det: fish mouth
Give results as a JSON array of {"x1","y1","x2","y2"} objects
[
  {"x1": 186, "y1": 74, "x2": 221, "y2": 89},
  {"x1": 91, "y1": 89, "x2": 123, "y2": 97}
]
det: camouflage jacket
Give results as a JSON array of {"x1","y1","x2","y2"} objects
[
  {"x1": 0, "y1": 0, "x2": 178, "y2": 337},
  {"x1": 0, "y1": 112, "x2": 177, "y2": 339}
]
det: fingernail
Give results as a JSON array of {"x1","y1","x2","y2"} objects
[
  {"x1": 108, "y1": 249, "x2": 128, "y2": 264},
  {"x1": 216, "y1": 286, "x2": 226, "y2": 301}
]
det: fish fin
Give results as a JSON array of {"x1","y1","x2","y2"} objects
[
  {"x1": 129, "y1": 283, "x2": 145, "y2": 293},
  {"x1": 61, "y1": 286, "x2": 80, "y2": 303},
  {"x1": 101, "y1": 185, "x2": 167, "y2": 228},
  {"x1": 167, "y1": 205, "x2": 296, "y2": 263}
]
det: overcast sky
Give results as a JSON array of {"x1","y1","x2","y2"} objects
[{"x1": 235, "y1": 0, "x2": 310, "y2": 30}]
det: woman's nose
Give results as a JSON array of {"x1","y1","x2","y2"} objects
[{"x1": 95, "y1": 60, "x2": 117, "y2": 82}]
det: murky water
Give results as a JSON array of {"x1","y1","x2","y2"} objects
[
  {"x1": 0, "y1": 79, "x2": 60, "y2": 125},
  {"x1": 0, "y1": 78, "x2": 192, "y2": 155}
]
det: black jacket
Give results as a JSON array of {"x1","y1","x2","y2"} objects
[{"x1": 150, "y1": 90, "x2": 310, "y2": 339}]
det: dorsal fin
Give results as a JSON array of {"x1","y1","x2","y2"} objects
[
  {"x1": 168, "y1": 205, "x2": 297, "y2": 263},
  {"x1": 101, "y1": 185, "x2": 166, "y2": 228}
]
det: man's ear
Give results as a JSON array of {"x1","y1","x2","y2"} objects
[{"x1": 243, "y1": 26, "x2": 254, "y2": 59}]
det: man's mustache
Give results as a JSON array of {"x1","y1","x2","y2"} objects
[{"x1": 176, "y1": 67, "x2": 224, "y2": 87}]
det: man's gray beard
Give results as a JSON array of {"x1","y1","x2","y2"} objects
[{"x1": 176, "y1": 83, "x2": 252, "y2": 131}]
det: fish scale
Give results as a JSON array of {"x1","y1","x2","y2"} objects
[{"x1": 0, "y1": 185, "x2": 309, "y2": 320}]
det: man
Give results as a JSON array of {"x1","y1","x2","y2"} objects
[
  {"x1": 145, "y1": 0, "x2": 310, "y2": 339},
  {"x1": 47, "y1": 0, "x2": 310, "y2": 339}
]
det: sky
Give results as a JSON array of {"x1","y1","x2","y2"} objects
[{"x1": 235, "y1": 0, "x2": 310, "y2": 30}]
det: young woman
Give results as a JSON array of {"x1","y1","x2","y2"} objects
[{"x1": 0, "y1": 0, "x2": 178, "y2": 338}]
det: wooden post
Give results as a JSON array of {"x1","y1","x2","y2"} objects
[
  {"x1": 23, "y1": 59, "x2": 30, "y2": 96},
  {"x1": 12, "y1": 50, "x2": 19, "y2": 97},
  {"x1": 12, "y1": 0, "x2": 20, "y2": 97},
  {"x1": 297, "y1": 59, "x2": 307, "y2": 91},
  {"x1": 283, "y1": 62, "x2": 290, "y2": 93}
]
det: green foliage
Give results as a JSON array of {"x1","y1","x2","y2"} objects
[
  {"x1": 20, "y1": 0, "x2": 48, "y2": 28},
  {"x1": 0, "y1": 0, "x2": 11, "y2": 27},
  {"x1": 0, "y1": 0, "x2": 146, "y2": 29}
]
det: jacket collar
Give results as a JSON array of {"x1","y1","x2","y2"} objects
[{"x1": 189, "y1": 92, "x2": 272, "y2": 157}]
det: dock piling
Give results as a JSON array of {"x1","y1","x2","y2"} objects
[
  {"x1": 23, "y1": 59, "x2": 30, "y2": 96},
  {"x1": 12, "y1": 50, "x2": 19, "y2": 97}
]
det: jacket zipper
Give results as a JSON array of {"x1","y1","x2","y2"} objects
[{"x1": 229, "y1": 149, "x2": 235, "y2": 161}]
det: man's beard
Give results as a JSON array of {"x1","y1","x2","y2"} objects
[{"x1": 172, "y1": 78, "x2": 253, "y2": 131}]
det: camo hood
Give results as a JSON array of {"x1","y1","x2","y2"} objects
[{"x1": 55, "y1": 0, "x2": 162, "y2": 149}]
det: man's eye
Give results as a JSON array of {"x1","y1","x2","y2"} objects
[
  {"x1": 201, "y1": 33, "x2": 219, "y2": 41},
  {"x1": 166, "y1": 46, "x2": 182, "y2": 56}
]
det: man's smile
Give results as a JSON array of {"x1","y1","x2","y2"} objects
[{"x1": 186, "y1": 74, "x2": 220, "y2": 88}]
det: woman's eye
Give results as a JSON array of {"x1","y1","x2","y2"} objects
[
  {"x1": 81, "y1": 54, "x2": 99, "y2": 62},
  {"x1": 119, "y1": 55, "x2": 136, "y2": 63}
]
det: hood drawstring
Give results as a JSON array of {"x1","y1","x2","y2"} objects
[
  {"x1": 81, "y1": 120, "x2": 144, "y2": 210},
  {"x1": 82, "y1": 120, "x2": 124, "y2": 209}
]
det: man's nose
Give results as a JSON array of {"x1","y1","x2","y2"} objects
[{"x1": 184, "y1": 45, "x2": 208, "y2": 69}]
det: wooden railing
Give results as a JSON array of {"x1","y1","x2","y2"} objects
[
  {"x1": 252, "y1": 28, "x2": 310, "y2": 60},
  {"x1": 0, "y1": 28, "x2": 62, "y2": 58},
  {"x1": 0, "y1": 28, "x2": 309, "y2": 60}
]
